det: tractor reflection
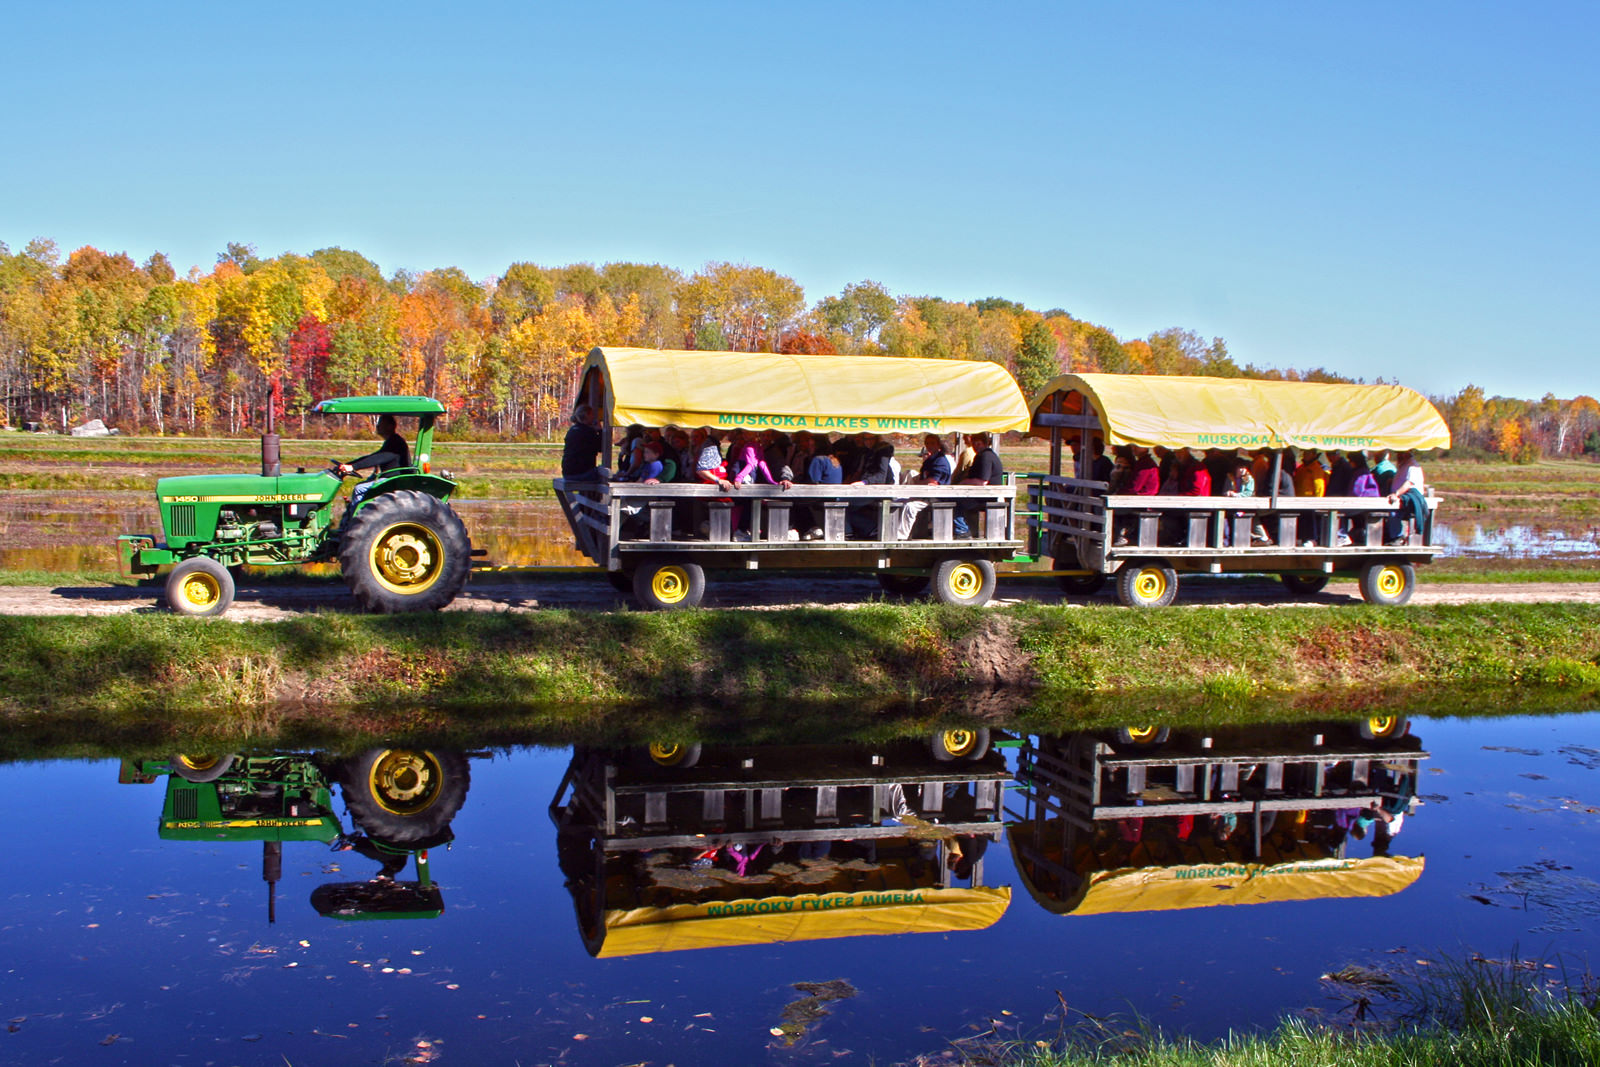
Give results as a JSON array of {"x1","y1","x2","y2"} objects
[{"x1": 118, "y1": 748, "x2": 473, "y2": 922}]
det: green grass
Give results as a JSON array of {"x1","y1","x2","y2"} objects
[
  {"x1": 995, "y1": 955, "x2": 1600, "y2": 1067},
  {"x1": 3, "y1": 604, "x2": 1599, "y2": 747}
]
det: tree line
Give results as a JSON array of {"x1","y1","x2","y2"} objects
[{"x1": 1, "y1": 237, "x2": 1594, "y2": 459}]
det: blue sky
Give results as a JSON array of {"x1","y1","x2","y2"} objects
[{"x1": 3, "y1": 2, "x2": 1595, "y2": 399}]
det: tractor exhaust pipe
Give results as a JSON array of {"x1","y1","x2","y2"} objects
[{"x1": 262, "y1": 381, "x2": 281, "y2": 477}]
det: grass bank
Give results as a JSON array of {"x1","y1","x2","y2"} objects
[
  {"x1": 2, "y1": 602, "x2": 1598, "y2": 734},
  {"x1": 995, "y1": 956, "x2": 1599, "y2": 1067}
]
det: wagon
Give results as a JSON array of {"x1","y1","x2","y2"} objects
[
  {"x1": 1028, "y1": 373, "x2": 1452, "y2": 607},
  {"x1": 553, "y1": 347, "x2": 1034, "y2": 609}
]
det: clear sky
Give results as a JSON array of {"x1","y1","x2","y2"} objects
[{"x1": 3, "y1": 2, "x2": 1595, "y2": 399}]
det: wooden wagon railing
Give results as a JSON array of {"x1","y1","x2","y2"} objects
[{"x1": 554, "y1": 478, "x2": 1021, "y2": 570}]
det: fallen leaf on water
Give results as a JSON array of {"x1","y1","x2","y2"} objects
[
  {"x1": 99, "y1": 1034, "x2": 119, "y2": 1046},
  {"x1": 573, "y1": 1033, "x2": 589, "y2": 1041},
  {"x1": 640, "y1": 1016, "x2": 653, "y2": 1023}
]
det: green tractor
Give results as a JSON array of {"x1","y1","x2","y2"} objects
[{"x1": 118, "y1": 396, "x2": 473, "y2": 617}]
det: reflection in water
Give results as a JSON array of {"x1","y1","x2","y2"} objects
[
  {"x1": 548, "y1": 737, "x2": 1011, "y2": 956},
  {"x1": 1010, "y1": 721, "x2": 1428, "y2": 915},
  {"x1": 10, "y1": 716, "x2": 1600, "y2": 1063},
  {"x1": 120, "y1": 747, "x2": 473, "y2": 921}
]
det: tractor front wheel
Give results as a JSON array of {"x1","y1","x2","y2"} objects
[
  {"x1": 339, "y1": 748, "x2": 471, "y2": 846},
  {"x1": 166, "y1": 557, "x2": 235, "y2": 617},
  {"x1": 338, "y1": 490, "x2": 471, "y2": 613}
]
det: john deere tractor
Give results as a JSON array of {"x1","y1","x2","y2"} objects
[{"x1": 118, "y1": 396, "x2": 472, "y2": 617}]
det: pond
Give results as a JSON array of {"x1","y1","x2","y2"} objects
[{"x1": 3, "y1": 712, "x2": 1598, "y2": 1064}]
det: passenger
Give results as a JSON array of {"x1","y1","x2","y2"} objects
[
  {"x1": 895, "y1": 433, "x2": 953, "y2": 540},
  {"x1": 848, "y1": 441, "x2": 896, "y2": 539},
  {"x1": 560, "y1": 404, "x2": 608, "y2": 483},
  {"x1": 1326, "y1": 450, "x2": 1355, "y2": 497},
  {"x1": 614, "y1": 440, "x2": 665, "y2": 483},
  {"x1": 1250, "y1": 448, "x2": 1274, "y2": 493},
  {"x1": 1204, "y1": 448, "x2": 1232, "y2": 496},
  {"x1": 801, "y1": 437, "x2": 843, "y2": 540},
  {"x1": 1111, "y1": 445, "x2": 1160, "y2": 546},
  {"x1": 1371, "y1": 449, "x2": 1398, "y2": 495},
  {"x1": 728, "y1": 428, "x2": 792, "y2": 540},
  {"x1": 951, "y1": 433, "x2": 977, "y2": 482},
  {"x1": 954, "y1": 432, "x2": 1004, "y2": 538},
  {"x1": 789, "y1": 431, "x2": 816, "y2": 482},
  {"x1": 1252, "y1": 448, "x2": 1295, "y2": 544},
  {"x1": 764, "y1": 431, "x2": 795, "y2": 483},
  {"x1": 1385, "y1": 451, "x2": 1428, "y2": 545},
  {"x1": 617, "y1": 442, "x2": 667, "y2": 536},
  {"x1": 1293, "y1": 449, "x2": 1328, "y2": 497},
  {"x1": 1293, "y1": 449, "x2": 1329, "y2": 547},
  {"x1": 1105, "y1": 446, "x2": 1132, "y2": 495},
  {"x1": 1154, "y1": 446, "x2": 1177, "y2": 493},
  {"x1": 1342, "y1": 451, "x2": 1380, "y2": 545},
  {"x1": 617, "y1": 424, "x2": 647, "y2": 477},
  {"x1": 1164, "y1": 450, "x2": 1210, "y2": 546},
  {"x1": 1177, "y1": 449, "x2": 1211, "y2": 496},
  {"x1": 1224, "y1": 456, "x2": 1256, "y2": 548},
  {"x1": 1090, "y1": 438, "x2": 1114, "y2": 484},
  {"x1": 691, "y1": 427, "x2": 727, "y2": 486}
]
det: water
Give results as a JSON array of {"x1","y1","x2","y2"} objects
[{"x1": 2, "y1": 713, "x2": 1598, "y2": 1064}]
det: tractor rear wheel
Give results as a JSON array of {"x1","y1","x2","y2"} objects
[
  {"x1": 166, "y1": 557, "x2": 235, "y2": 617},
  {"x1": 338, "y1": 490, "x2": 470, "y2": 613},
  {"x1": 171, "y1": 754, "x2": 237, "y2": 782},
  {"x1": 339, "y1": 748, "x2": 471, "y2": 846}
]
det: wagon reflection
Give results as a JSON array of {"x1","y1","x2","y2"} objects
[
  {"x1": 547, "y1": 735, "x2": 1012, "y2": 956},
  {"x1": 1008, "y1": 720, "x2": 1428, "y2": 915}
]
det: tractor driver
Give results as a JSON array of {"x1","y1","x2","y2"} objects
[
  {"x1": 338, "y1": 414, "x2": 410, "y2": 505},
  {"x1": 338, "y1": 414, "x2": 410, "y2": 478}
]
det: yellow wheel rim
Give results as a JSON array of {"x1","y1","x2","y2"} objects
[
  {"x1": 650, "y1": 565, "x2": 690, "y2": 605},
  {"x1": 1376, "y1": 566, "x2": 1405, "y2": 597},
  {"x1": 367, "y1": 750, "x2": 444, "y2": 816},
  {"x1": 946, "y1": 562, "x2": 982, "y2": 600},
  {"x1": 177, "y1": 755, "x2": 221, "y2": 773},
  {"x1": 1368, "y1": 716, "x2": 1399, "y2": 738},
  {"x1": 180, "y1": 571, "x2": 220, "y2": 608},
  {"x1": 1133, "y1": 568, "x2": 1167, "y2": 603},
  {"x1": 648, "y1": 742, "x2": 687, "y2": 766},
  {"x1": 938, "y1": 729, "x2": 977, "y2": 759},
  {"x1": 369, "y1": 522, "x2": 445, "y2": 596},
  {"x1": 1124, "y1": 725, "x2": 1159, "y2": 744}
]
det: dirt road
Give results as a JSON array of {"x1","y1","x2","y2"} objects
[{"x1": 1, "y1": 573, "x2": 1595, "y2": 622}]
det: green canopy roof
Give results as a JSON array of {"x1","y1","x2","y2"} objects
[{"x1": 312, "y1": 396, "x2": 446, "y2": 416}]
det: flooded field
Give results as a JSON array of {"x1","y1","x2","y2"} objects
[{"x1": 3, "y1": 712, "x2": 1597, "y2": 1064}]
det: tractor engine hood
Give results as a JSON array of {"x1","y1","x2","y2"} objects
[{"x1": 156, "y1": 471, "x2": 340, "y2": 504}]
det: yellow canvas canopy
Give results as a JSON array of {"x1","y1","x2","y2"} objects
[
  {"x1": 1016, "y1": 853, "x2": 1424, "y2": 916},
  {"x1": 1030, "y1": 373, "x2": 1451, "y2": 452},
  {"x1": 591, "y1": 886, "x2": 1010, "y2": 957},
  {"x1": 580, "y1": 347, "x2": 1032, "y2": 435}
]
